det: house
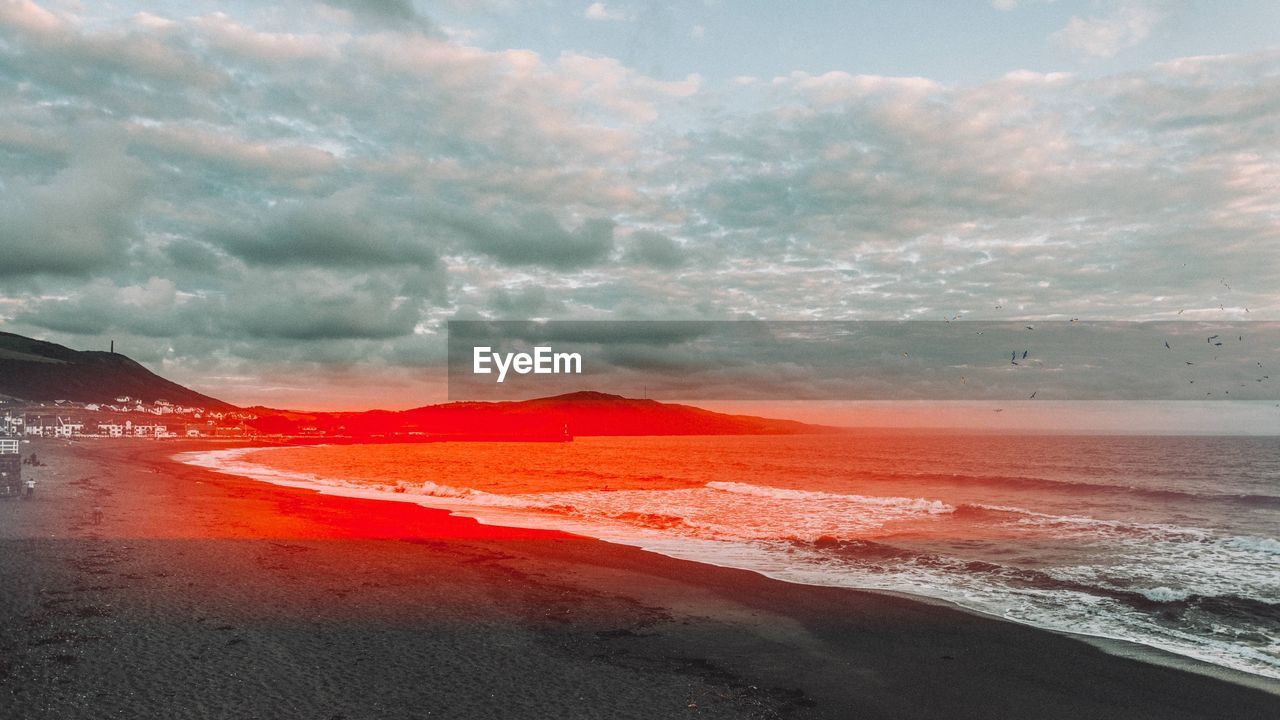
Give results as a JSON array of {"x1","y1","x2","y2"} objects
[
  {"x1": 131, "y1": 424, "x2": 168, "y2": 438},
  {"x1": 53, "y1": 417, "x2": 84, "y2": 438},
  {"x1": 97, "y1": 423, "x2": 125, "y2": 438},
  {"x1": 0, "y1": 438, "x2": 20, "y2": 497},
  {"x1": 23, "y1": 415, "x2": 58, "y2": 436}
]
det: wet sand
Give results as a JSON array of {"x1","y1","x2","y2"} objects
[{"x1": 1, "y1": 438, "x2": 1277, "y2": 719}]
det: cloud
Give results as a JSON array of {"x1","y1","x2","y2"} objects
[
  {"x1": 1, "y1": 2, "x2": 1278, "y2": 409},
  {"x1": 212, "y1": 192, "x2": 438, "y2": 269},
  {"x1": 223, "y1": 270, "x2": 425, "y2": 340},
  {"x1": 623, "y1": 231, "x2": 686, "y2": 269},
  {"x1": 447, "y1": 211, "x2": 616, "y2": 270},
  {"x1": 991, "y1": 0, "x2": 1055, "y2": 10},
  {"x1": 315, "y1": 0, "x2": 432, "y2": 30},
  {"x1": 0, "y1": 141, "x2": 147, "y2": 277},
  {"x1": 1052, "y1": 2, "x2": 1166, "y2": 59},
  {"x1": 584, "y1": 3, "x2": 629, "y2": 22}
]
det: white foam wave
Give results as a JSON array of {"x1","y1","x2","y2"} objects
[
  {"x1": 174, "y1": 447, "x2": 1280, "y2": 680},
  {"x1": 1223, "y1": 536, "x2": 1280, "y2": 556},
  {"x1": 1140, "y1": 586, "x2": 1193, "y2": 602},
  {"x1": 707, "y1": 481, "x2": 954, "y2": 514}
]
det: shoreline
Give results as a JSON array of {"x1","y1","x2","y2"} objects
[
  {"x1": 181, "y1": 440, "x2": 1280, "y2": 692},
  {"x1": 3, "y1": 438, "x2": 1278, "y2": 719}
]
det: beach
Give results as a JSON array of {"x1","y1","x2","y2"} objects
[{"x1": 2, "y1": 439, "x2": 1278, "y2": 720}]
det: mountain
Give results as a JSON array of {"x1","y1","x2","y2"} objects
[
  {"x1": 247, "y1": 391, "x2": 833, "y2": 438},
  {"x1": 0, "y1": 332, "x2": 235, "y2": 410},
  {"x1": 0, "y1": 332, "x2": 830, "y2": 436}
]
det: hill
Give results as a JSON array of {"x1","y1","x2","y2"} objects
[
  {"x1": 0, "y1": 333, "x2": 830, "y2": 437},
  {"x1": 247, "y1": 391, "x2": 832, "y2": 438},
  {"x1": 0, "y1": 332, "x2": 235, "y2": 410}
]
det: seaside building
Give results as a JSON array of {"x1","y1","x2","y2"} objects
[
  {"x1": 97, "y1": 423, "x2": 126, "y2": 438},
  {"x1": 2, "y1": 413, "x2": 22, "y2": 434},
  {"x1": 53, "y1": 418, "x2": 84, "y2": 438},
  {"x1": 23, "y1": 414, "x2": 58, "y2": 436},
  {"x1": 0, "y1": 437, "x2": 20, "y2": 498},
  {"x1": 21, "y1": 414, "x2": 86, "y2": 438}
]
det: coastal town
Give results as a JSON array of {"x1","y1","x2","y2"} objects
[{"x1": 0, "y1": 396, "x2": 259, "y2": 440}]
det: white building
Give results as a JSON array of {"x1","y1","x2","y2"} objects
[
  {"x1": 53, "y1": 418, "x2": 84, "y2": 438},
  {"x1": 98, "y1": 423, "x2": 125, "y2": 438}
]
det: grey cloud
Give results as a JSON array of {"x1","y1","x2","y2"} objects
[
  {"x1": 164, "y1": 239, "x2": 230, "y2": 276},
  {"x1": 623, "y1": 230, "x2": 686, "y2": 269},
  {"x1": 213, "y1": 195, "x2": 438, "y2": 269},
  {"x1": 487, "y1": 286, "x2": 568, "y2": 318},
  {"x1": 317, "y1": 0, "x2": 432, "y2": 29},
  {"x1": 13, "y1": 278, "x2": 209, "y2": 338},
  {"x1": 447, "y1": 211, "x2": 616, "y2": 270},
  {"x1": 0, "y1": 143, "x2": 147, "y2": 277},
  {"x1": 1, "y1": 3, "x2": 1279, "y2": 408},
  {"x1": 14, "y1": 268, "x2": 435, "y2": 344},
  {"x1": 0, "y1": 7, "x2": 226, "y2": 117},
  {"x1": 223, "y1": 271, "x2": 424, "y2": 341}
]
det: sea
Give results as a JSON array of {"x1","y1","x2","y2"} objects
[{"x1": 179, "y1": 433, "x2": 1280, "y2": 680}]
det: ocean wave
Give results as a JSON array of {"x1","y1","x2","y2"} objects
[
  {"x1": 175, "y1": 444, "x2": 1280, "y2": 679},
  {"x1": 706, "y1": 481, "x2": 954, "y2": 514},
  {"x1": 1222, "y1": 535, "x2": 1280, "y2": 556},
  {"x1": 952, "y1": 502, "x2": 1213, "y2": 541},
  {"x1": 878, "y1": 470, "x2": 1280, "y2": 508},
  {"x1": 1141, "y1": 586, "x2": 1192, "y2": 602},
  {"x1": 789, "y1": 533, "x2": 1280, "y2": 619},
  {"x1": 178, "y1": 449, "x2": 539, "y2": 509}
]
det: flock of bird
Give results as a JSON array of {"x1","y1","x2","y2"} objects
[
  {"x1": 928, "y1": 280, "x2": 1275, "y2": 412},
  {"x1": 992, "y1": 324, "x2": 1272, "y2": 404},
  {"x1": 937, "y1": 293, "x2": 1274, "y2": 409}
]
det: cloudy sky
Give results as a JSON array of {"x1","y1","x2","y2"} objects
[{"x1": 1, "y1": 0, "x2": 1278, "y2": 412}]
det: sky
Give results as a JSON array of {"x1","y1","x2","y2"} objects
[{"x1": 0, "y1": 0, "x2": 1278, "y2": 419}]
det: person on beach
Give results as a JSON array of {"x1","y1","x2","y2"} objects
[{"x1": 25, "y1": 477, "x2": 35, "y2": 499}]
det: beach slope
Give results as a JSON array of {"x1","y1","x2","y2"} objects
[{"x1": 2, "y1": 440, "x2": 1277, "y2": 719}]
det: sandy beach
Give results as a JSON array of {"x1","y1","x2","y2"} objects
[{"x1": 2, "y1": 439, "x2": 1278, "y2": 720}]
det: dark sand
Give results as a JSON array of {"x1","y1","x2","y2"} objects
[{"x1": 2, "y1": 439, "x2": 1278, "y2": 720}]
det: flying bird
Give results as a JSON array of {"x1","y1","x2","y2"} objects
[
  {"x1": 1164, "y1": 341, "x2": 1171, "y2": 349},
  {"x1": 1022, "y1": 350, "x2": 1029, "y2": 359},
  {"x1": 1029, "y1": 391, "x2": 1037, "y2": 399}
]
